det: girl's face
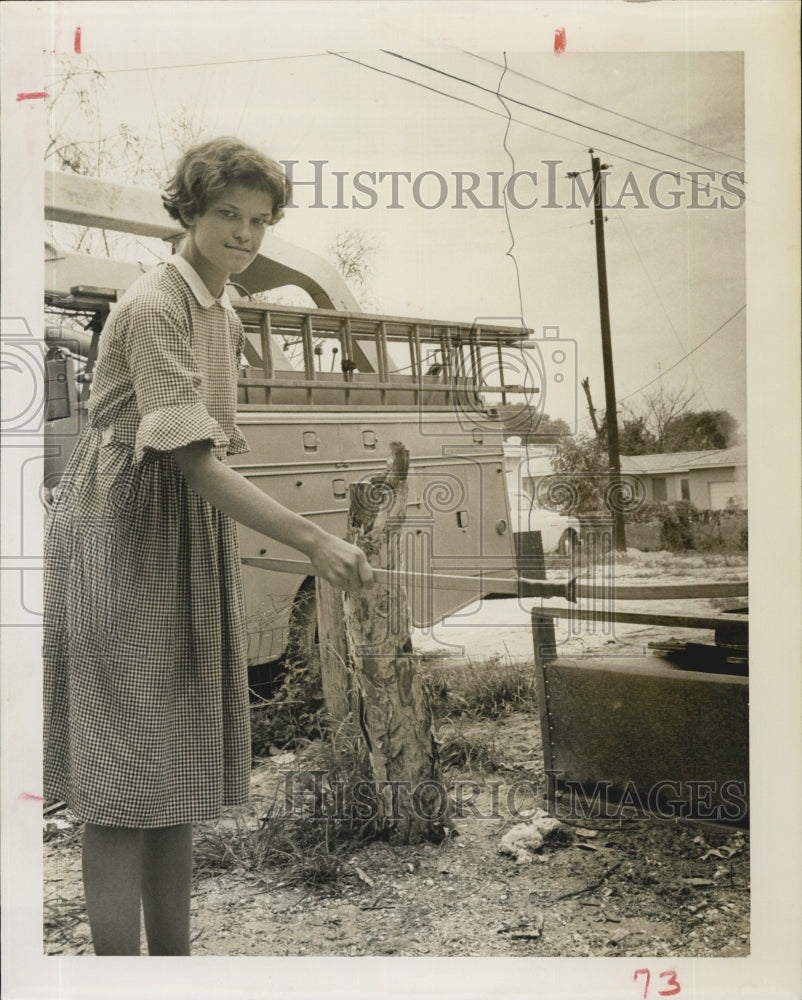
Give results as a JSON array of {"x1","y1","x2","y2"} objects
[{"x1": 181, "y1": 184, "x2": 275, "y2": 293}]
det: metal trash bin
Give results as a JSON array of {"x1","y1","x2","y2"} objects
[{"x1": 532, "y1": 609, "x2": 749, "y2": 827}]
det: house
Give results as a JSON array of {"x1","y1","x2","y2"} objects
[
  {"x1": 620, "y1": 450, "x2": 711, "y2": 505},
  {"x1": 622, "y1": 445, "x2": 747, "y2": 510},
  {"x1": 504, "y1": 440, "x2": 748, "y2": 512},
  {"x1": 686, "y1": 444, "x2": 748, "y2": 510}
]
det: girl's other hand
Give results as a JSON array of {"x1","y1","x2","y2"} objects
[{"x1": 311, "y1": 535, "x2": 374, "y2": 591}]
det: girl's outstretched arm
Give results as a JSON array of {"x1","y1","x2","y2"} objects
[{"x1": 172, "y1": 440, "x2": 373, "y2": 591}]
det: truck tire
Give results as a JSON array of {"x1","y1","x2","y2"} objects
[
  {"x1": 248, "y1": 580, "x2": 318, "y2": 699},
  {"x1": 285, "y1": 579, "x2": 319, "y2": 669}
]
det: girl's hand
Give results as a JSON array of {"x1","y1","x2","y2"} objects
[
  {"x1": 310, "y1": 534, "x2": 374, "y2": 591},
  {"x1": 172, "y1": 442, "x2": 374, "y2": 589}
]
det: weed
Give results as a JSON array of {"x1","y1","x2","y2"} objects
[
  {"x1": 229, "y1": 649, "x2": 537, "y2": 890},
  {"x1": 193, "y1": 806, "x2": 363, "y2": 890},
  {"x1": 199, "y1": 719, "x2": 384, "y2": 891},
  {"x1": 437, "y1": 723, "x2": 501, "y2": 773},
  {"x1": 44, "y1": 895, "x2": 91, "y2": 955},
  {"x1": 250, "y1": 654, "x2": 327, "y2": 754},
  {"x1": 422, "y1": 655, "x2": 538, "y2": 721}
]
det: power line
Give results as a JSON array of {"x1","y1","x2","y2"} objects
[
  {"x1": 463, "y1": 51, "x2": 745, "y2": 165},
  {"x1": 46, "y1": 53, "x2": 331, "y2": 79},
  {"x1": 333, "y1": 51, "x2": 734, "y2": 198},
  {"x1": 48, "y1": 49, "x2": 743, "y2": 197},
  {"x1": 619, "y1": 305, "x2": 746, "y2": 402},
  {"x1": 382, "y1": 50, "x2": 732, "y2": 177},
  {"x1": 327, "y1": 51, "x2": 590, "y2": 150},
  {"x1": 612, "y1": 210, "x2": 713, "y2": 409},
  {"x1": 54, "y1": 46, "x2": 742, "y2": 201}
]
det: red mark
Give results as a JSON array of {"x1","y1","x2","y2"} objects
[
  {"x1": 74, "y1": 27, "x2": 82, "y2": 54},
  {"x1": 633, "y1": 968, "x2": 682, "y2": 998},
  {"x1": 554, "y1": 28, "x2": 566, "y2": 55},
  {"x1": 634, "y1": 970, "x2": 651, "y2": 1000},
  {"x1": 16, "y1": 92, "x2": 49, "y2": 102},
  {"x1": 18, "y1": 792, "x2": 45, "y2": 802}
]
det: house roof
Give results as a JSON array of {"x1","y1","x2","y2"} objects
[
  {"x1": 686, "y1": 444, "x2": 747, "y2": 470},
  {"x1": 505, "y1": 443, "x2": 748, "y2": 479},
  {"x1": 620, "y1": 445, "x2": 747, "y2": 475},
  {"x1": 620, "y1": 451, "x2": 713, "y2": 475}
]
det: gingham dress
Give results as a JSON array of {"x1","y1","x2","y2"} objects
[{"x1": 44, "y1": 258, "x2": 252, "y2": 828}]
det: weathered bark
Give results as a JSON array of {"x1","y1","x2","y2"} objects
[
  {"x1": 316, "y1": 575, "x2": 352, "y2": 721},
  {"x1": 317, "y1": 441, "x2": 453, "y2": 844}
]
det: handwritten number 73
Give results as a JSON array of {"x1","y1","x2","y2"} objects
[{"x1": 634, "y1": 968, "x2": 681, "y2": 998}]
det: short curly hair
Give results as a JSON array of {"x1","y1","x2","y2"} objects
[{"x1": 162, "y1": 136, "x2": 292, "y2": 228}]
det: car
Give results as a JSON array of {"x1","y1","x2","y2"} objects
[{"x1": 508, "y1": 490, "x2": 582, "y2": 555}]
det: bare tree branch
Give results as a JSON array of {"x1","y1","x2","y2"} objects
[{"x1": 328, "y1": 230, "x2": 379, "y2": 309}]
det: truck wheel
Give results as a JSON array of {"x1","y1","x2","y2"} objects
[
  {"x1": 248, "y1": 580, "x2": 319, "y2": 699},
  {"x1": 285, "y1": 580, "x2": 319, "y2": 669}
]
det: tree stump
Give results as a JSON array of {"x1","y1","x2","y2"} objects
[{"x1": 316, "y1": 442, "x2": 453, "y2": 844}]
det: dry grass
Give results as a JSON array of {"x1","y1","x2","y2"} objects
[
  {"x1": 44, "y1": 894, "x2": 91, "y2": 955},
  {"x1": 203, "y1": 651, "x2": 538, "y2": 889},
  {"x1": 611, "y1": 550, "x2": 747, "y2": 571},
  {"x1": 436, "y1": 724, "x2": 502, "y2": 773},
  {"x1": 197, "y1": 720, "x2": 383, "y2": 891},
  {"x1": 193, "y1": 807, "x2": 361, "y2": 890},
  {"x1": 420, "y1": 653, "x2": 539, "y2": 780},
  {"x1": 421, "y1": 653, "x2": 538, "y2": 721}
]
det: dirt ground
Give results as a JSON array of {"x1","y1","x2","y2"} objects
[{"x1": 43, "y1": 551, "x2": 750, "y2": 958}]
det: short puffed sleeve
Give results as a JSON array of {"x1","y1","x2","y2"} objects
[{"x1": 121, "y1": 291, "x2": 233, "y2": 463}]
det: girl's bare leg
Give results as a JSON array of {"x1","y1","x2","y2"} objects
[
  {"x1": 140, "y1": 824, "x2": 192, "y2": 956},
  {"x1": 82, "y1": 824, "x2": 142, "y2": 956}
]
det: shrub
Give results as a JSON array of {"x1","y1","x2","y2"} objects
[
  {"x1": 200, "y1": 721, "x2": 383, "y2": 890},
  {"x1": 623, "y1": 502, "x2": 748, "y2": 553},
  {"x1": 622, "y1": 520, "x2": 662, "y2": 551},
  {"x1": 659, "y1": 500, "x2": 696, "y2": 550},
  {"x1": 624, "y1": 501, "x2": 694, "y2": 550}
]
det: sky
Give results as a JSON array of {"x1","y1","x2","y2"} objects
[{"x1": 37, "y1": 11, "x2": 747, "y2": 435}]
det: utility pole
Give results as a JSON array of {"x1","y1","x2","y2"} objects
[{"x1": 571, "y1": 151, "x2": 627, "y2": 550}]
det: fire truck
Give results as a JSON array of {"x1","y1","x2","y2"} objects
[{"x1": 43, "y1": 169, "x2": 561, "y2": 683}]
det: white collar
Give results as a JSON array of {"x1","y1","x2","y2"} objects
[{"x1": 169, "y1": 255, "x2": 235, "y2": 312}]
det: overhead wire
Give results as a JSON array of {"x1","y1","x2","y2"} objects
[
  {"x1": 330, "y1": 51, "x2": 735, "y2": 197},
  {"x1": 45, "y1": 52, "x2": 332, "y2": 79},
  {"x1": 381, "y1": 50, "x2": 733, "y2": 177},
  {"x1": 462, "y1": 51, "x2": 745, "y2": 164},
  {"x1": 495, "y1": 52, "x2": 527, "y2": 327},
  {"x1": 327, "y1": 51, "x2": 591, "y2": 152},
  {"x1": 611, "y1": 210, "x2": 713, "y2": 409},
  {"x1": 619, "y1": 305, "x2": 746, "y2": 402},
  {"x1": 52, "y1": 48, "x2": 742, "y2": 199}
]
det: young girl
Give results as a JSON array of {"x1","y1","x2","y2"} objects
[{"x1": 43, "y1": 136, "x2": 373, "y2": 956}]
